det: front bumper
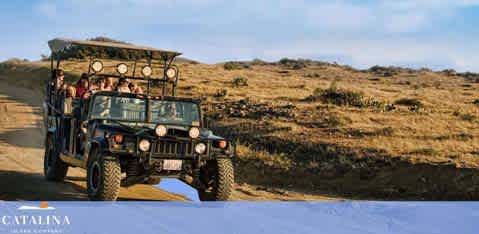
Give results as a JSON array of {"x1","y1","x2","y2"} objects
[{"x1": 111, "y1": 137, "x2": 235, "y2": 161}]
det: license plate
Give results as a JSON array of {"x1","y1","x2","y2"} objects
[{"x1": 163, "y1": 160, "x2": 183, "y2": 170}]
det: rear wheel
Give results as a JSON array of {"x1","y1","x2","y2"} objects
[
  {"x1": 87, "y1": 149, "x2": 121, "y2": 201},
  {"x1": 43, "y1": 135, "x2": 68, "y2": 181},
  {"x1": 198, "y1": 159, "x2": 234, "y2": 201}
]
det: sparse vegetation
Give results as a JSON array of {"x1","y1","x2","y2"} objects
[
  {"x1": 214, "y1": 89, "x2": 228, "y2": 98},
  {"x1": 232, "y1": 76, "x2": 248, "y2": 87},
  {"x1": 394, "y1": 98, "x2": 423, "y2": 108},
  {"x1": 460, "y1": 113, "x2": 476, "y2": 122},
  {"x1": 306, "y1": 83, "x2": 364, "y2": 107},
  {"x1": 304, "y1": 72, "x2": 320, "y2": 78},
  {"x1": 306, "y1": 83, "x2": 386, "y2": 110},
  {"x1": 223, "y1": 61, "x2": 250, "y2": 70},
  {"x1": 278, "y1": 58, "x2": 308, "y2": 70}
]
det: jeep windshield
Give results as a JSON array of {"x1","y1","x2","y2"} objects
[{"x1": 89, "y1": 95, "x2": 200, "y2": 126}]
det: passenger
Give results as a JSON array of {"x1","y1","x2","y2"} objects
[
  {"x1": 63, "y1": 85, "x2": 76, "y2": 115},
  {"x1": 66, "y1": 85, "x2": 76, "y2": 98},
  {"x1": 75, "y1": 73, "x2": 89, "y2": 98},
  {"x1": 116, "y1": 78, "x2": 130, "y2": 93},
  {"x1": 58, "y1": 83, "x2": 68, "y2": 96},
  {"x1": 97, "y1": 77, "x2": 113, "y2": 91},
  {"x1": 128, "y1": 82, "x2": 143, "y2": 94},
  {"x1": 159, "y1": 103, "x2": 179, "y2": 120},
  {"x1": 53, "y1": 69, "x2": 65, "y2": 91},
  {"x1": 104, "y1": 77, "x2": 114, "y2": 91},
  {"x1": 89, "y1": 80, "x2": 99, "y2": 92}
]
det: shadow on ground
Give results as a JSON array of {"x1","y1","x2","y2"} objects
[
  {"x1": 0, "y1": 127, "x2": 44, "y2": 149},
  {"x1": 0, "y1": 170, "x2": 88, "y2": 201}
]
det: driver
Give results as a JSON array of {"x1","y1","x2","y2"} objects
[{"x1": 159, "y1": 103, "x2": 179, "y2": 120}]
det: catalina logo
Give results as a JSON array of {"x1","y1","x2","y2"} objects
[
  {"x1": 18, "y1": 202, "x2": 55, "y2": 210},
  {"x1": 1, "y1": 202, "x2": 70, "y2": 234}
]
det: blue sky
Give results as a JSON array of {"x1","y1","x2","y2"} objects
[{"x1": 1, "y1": 0, "x2": 479, "y2": 71}]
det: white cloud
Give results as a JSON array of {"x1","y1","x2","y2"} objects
[
  {"x1": 261, "y1": 37, "x2": 479, "y2": 71},
  {"x1": 306, "y1": 2, "x2": 373, "y2": 31},
  {"x1": 20, "y1": 0, "x2": 479, "y2": 72}
]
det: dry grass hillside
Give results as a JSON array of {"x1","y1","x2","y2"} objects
[{"x1": 2, "y1": 57, "x2": 479, "y2": 200}]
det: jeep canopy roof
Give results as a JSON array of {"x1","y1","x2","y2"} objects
[{"x1": 48, "y1": 38, "x2": 182, "y2": 60}]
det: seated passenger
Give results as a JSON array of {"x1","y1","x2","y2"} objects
[
  {"x1": 116, "y1": 78, "x2": 130, "y2": 93},
  {"x1": 104, "y1": 77, "x2": 114, "y2": 91},
  {"x1": 96, "y1": 77, "x2": 113, "y2": 91},
  {"x1": 128, "y1": 82, "x2": 143, "y2": 94},
  {"x1": 58, "y1": 83, "x2": 68, "y2": 96},
  {"x1": 89, "y1": 81, "x2": 99, "y2": 92},
  {"x1": 67, "y1": 85, "x2": 76, "y2": 98},
  {"x1": 53, "y1": 69, "x2": 65, "y2": 91},
  {"x1": 62, "y1": 85, "x2": 77, "y2": 115},
  {"x1": 75, "y1": 73, "x2": 89, "y2": 98}
]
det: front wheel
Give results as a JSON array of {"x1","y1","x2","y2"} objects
[
  {"x1": 44, "y1": 135, "x2": 68, "y2": 181},
  {"x1": 198, "y1": 159, "x2": 234, "y2": 201},
  {"x1": 87, "y1": 149, "x2": 121, "y2": 201}
]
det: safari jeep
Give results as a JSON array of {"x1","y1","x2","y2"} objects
[{"x1": 43, "y1": 38, "x2": 235, "y2": 201}]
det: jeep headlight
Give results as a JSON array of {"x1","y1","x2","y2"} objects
[
  {"x1": 91, "y1": 60, "x2": 103, "y2": 73},
  {"x1": 141, "y1": 65, "x2": 152, "y2": 77},
  {"x1": 195, "y1": 143, "x2": 206, "y2": 154},
  {"x1": 155, "y1": 124, "x2": 167, "y2": 137},
  {"x1": 117, "y1": 63, "x2": 128, "y2": 75},
  {"x1": 189, "y1": 127, "x2": 200, "y2": 139},
  {"x1": 138, "y1": 139, "x2": 151, "y2": 152},
  {"x1": 165, "y1": 67, "x2": 177, "y2": 81}
]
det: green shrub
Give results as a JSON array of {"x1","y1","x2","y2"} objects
[
  {"x1": 224, "y1": 62, "x2": 239, "y2": 70},
  {"x1": 214, "y1": 89, "x2": 228, "y2": 98},
  {"x1": 304, "y1": 73, "x2": 320, "y2": 78},
  {"x1": 306, "y1": 82, "x2": 389, "y2": 109},
  {"x1": 460, "y1": 113, "x2": 476, "y2": 122},
  {"x1": 278, "y1": 58, "x2": 308, "y2": 70},
  {"x1": 223, "y1": 61, "x2": 250, "y2": 70},
  {"x1": 232, "y1": 76, "x2": 248, "y2": 87},
  {"x1": 394, "y1": 98, "x2": 423, "y2": 107},
  {"x1": 313, "y1": 87, "x2": 364, "y2": 107}
]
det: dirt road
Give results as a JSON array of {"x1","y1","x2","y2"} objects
[{"x1": 0, "y1": 82, "x2": 187, "y2": 201}]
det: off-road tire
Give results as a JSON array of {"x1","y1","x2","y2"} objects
[
  {"x1": 44, "y1": 135, "x2": 68, "y2": 182},
  {"x1": 198, "y1": 158, "x2": 234, "y2": 201},
  {"x1": 87, "y1": 149, "x2": 121, "y2": 201}
]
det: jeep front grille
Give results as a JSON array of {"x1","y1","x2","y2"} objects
[{"x1": 152, "y1": 141, "x2": 194, "y2": 156}]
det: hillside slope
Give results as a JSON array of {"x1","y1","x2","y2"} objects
[{"x1": 1, "y1": 58, "x2": 479, "y2": 200}]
